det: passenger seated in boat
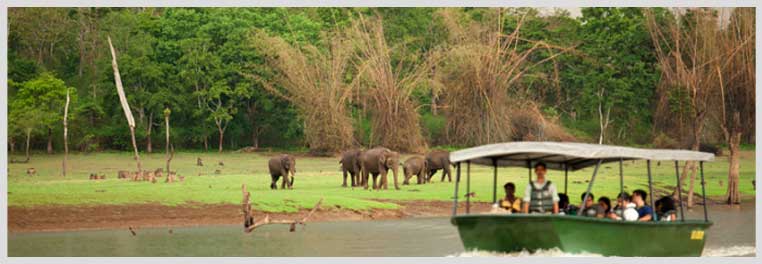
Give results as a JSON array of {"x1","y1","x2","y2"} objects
[
  {"x1": 598, "y1": 196, "x2": 612, "y2": 218},
  {"x1": 558, "y1": 193, "x2": 578, "y2": 215},
  {"x1": 611, "y1": 192, "x2": 628, "y2": 218},
  {"x1": 609, "y1": 192, "x2": 638, "y2": 221},
  {"x1": 655, "y1": 196, "x2": 677, "y2": 221},
  {"x1": 521, "y1": 162, "x2": 560, "y2": 214},
  {"x1": 577, "y1": 192, "x2": 604, "y2": 217},
  {"x1": 491, "y1": 182, "x2": 522, "y2": 214},
  {"x1": 632, "y1": 189, "x2": 654, "y2": 221}
]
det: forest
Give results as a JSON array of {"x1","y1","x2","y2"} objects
[{"x1": 7, "y1": 8, "x2": 755, "y2": 191}]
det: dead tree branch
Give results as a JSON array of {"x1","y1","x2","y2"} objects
[
  {"x1": 108, "y1": 36, "x2": 143, "y2": 181},
  {"x1": 242, "y1": 184, "x2": 323, "y2": 233}
]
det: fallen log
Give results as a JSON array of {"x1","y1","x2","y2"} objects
[{"x1": 242, "y1": 184, "x2": 323, "y2": 233}]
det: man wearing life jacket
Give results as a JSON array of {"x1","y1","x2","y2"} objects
[{"x1": 521, "y1": 162, "x2": 560, "y2": 214}]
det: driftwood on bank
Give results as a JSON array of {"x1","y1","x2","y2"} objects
[{"x1": 241, "y1": 184, "x2": 323, "y2": 233}]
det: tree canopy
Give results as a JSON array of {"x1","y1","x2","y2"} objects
[{"x1": 6, "y1": 7, "x2": 755, "y2": 154}]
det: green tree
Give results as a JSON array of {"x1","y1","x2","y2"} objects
[
  {"x1": 571, "y1": 8, "x2": 660, "y2": 144},
  {"x1": 12, "y1": 72, "x2": 74, "y2": 154},
  {"x1": 9, "y1": 108, "x2": 46, "y2": 162}
]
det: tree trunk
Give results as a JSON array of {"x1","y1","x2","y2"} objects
[
  {"x1": 685, "y1": 117, "x2": 704, "y2": 208},
  {"x1": 204, "y1": 136, "x2": 208, "y2": 151},
  {"x1": 252, "y1": 128, "x2": 260, "y2": 149},
  {"x1": 47, "y1": 127, "x2": 53, "y2": 154},
  {"x1": 25, "y1": 129, "x2": 32, "y2": 162},
  {"x1": 218, "y1": 126, "x2": 224, "y2": 153},
  {"x1": 431, "y1": 94, "x2": 437, "y2": 115},
  {"x1": 165, "y1": 108, "x2": 174, "y2": 183},
  {"x1": 677, "y1": 153, "x2": 697, "y2": 206},
  {"x1": 727, "y1": 131, "x2": 742, "y2": 204},
  {"x1": 674, "y1": 161, "x2": 689, "y2": 203},
  {"x1": 146, "y1": 112, "x2": 153, "y2": 153},
  {"x1": 10, "y1": 137, "x2": 16, "y2": 154},
  {"x1": 725, "y1": 113, "x2": 743, "y2": 205},
  {"x1": 62, "y1": 88, "x2": 70, "y2": 177},
  {"x1": 128, "y1": 126, "x2": 143, "y2": 181},
  {"x1": 108, "y1": 36, "x2": 142, "y2": 181},
  {"x1": 683, "y1": 144, "x2": 699, "y2": 209},
  {"x1": 597, "y1": 94, "x2": 611, "y2": 145},
  {"x1": 246, "y1": 101, "x2": 259, "y2": 149},
  {"x1": 686, "y1": 140, "x2": 700, "y2": 209},
  {"x1": 77, "y1": 7, "x2": 85, "y2": 77},
  {"x1": 687, "y1": 162, "x2": 697, "y2": 208}
]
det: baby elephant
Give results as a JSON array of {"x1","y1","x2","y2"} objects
[
  {"x1": 426, "y1": 150, "x2": 452, "y2": 183},
  {"x1": 402, "y1": 156, "x2": 427, "y2": 185},
  {"x1": 268, "y1": 154, "x2": 296, "y2": 189},
  {"x1": 340, "y1": 149, "x2": 363, "y2": 187}
]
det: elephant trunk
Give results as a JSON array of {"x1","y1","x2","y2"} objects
[
  {"x1": 290, "y1": 167, "x2": 296, "y2": 187},
  {"x1": 391, "y1": 165, "x2": 400, "y2": 190}
]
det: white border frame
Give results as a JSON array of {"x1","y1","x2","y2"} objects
[{"x1": 1, "y1": 1, "x2": 759, "y2": 264}]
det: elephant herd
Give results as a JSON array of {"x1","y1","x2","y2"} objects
[
  {"x1": 267, "y1": 147, "x2": 453, "y2": 190},
  {"x1": 340, "y1": 147, "x2": 453, "y2": 190}
]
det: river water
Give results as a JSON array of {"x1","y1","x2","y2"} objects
[{"x1": 8, "y1": 203, "x2": 756, "y2": 257}]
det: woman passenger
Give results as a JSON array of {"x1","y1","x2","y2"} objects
[{"x1": 598, "y1": 196, "x2": 612, "y2": 219}]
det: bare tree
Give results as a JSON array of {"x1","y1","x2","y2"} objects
[
  {"x1": 164, "y1": 108, "x2": 176, "y2": 183},
  {"x1": 716, "y1": 8, "x2": 755, "y2": 205},
  {"x1": 350, "y1": 15, "x2": 432, "y2": 153},
  {"x1": 108, "y1": 36, "x2": 143, "y2": 181},
  {"x1": 597, "y1": 88, "x2": 612, "y2": 144},
  {"x1": 433, "y1": 8, "x2": 574, "y2": 146},
  {"x1": 645, "y1": 8, "x2": 723, "y2": 207},
  {"x1": 62, "y1": 88, "x2": 71, "y2": 177},
  {"x1": 252, "y1": 29, "x2": 357, "y2": 154},
  {"x1": 146, "y1": 112, "x2": 154, "y2": 153}
]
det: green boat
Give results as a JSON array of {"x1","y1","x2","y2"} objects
[{"x1": 448, "y1": 142, "x2": 714, "y2": 257}]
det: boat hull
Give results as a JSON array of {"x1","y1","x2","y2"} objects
[{"x1": 452, "y1": 214, "x2": 712, "y2": 256}]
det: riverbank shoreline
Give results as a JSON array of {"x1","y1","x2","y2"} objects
[
  {"x1": 8, "y1": 200, "x2": 495, "y2": 233},
  {"x1": 9, "y1": 197, "x2": 754, "y2": 233}
]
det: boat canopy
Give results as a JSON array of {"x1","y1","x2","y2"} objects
[{"x1": 450, "y1": 141, "x2": 715, "y2": 171}]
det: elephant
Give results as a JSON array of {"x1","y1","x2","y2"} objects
[
  {"x1": 402, "y1": 156, "x2": 427, "y2": 185},
  {"x1": 268, "y1": 154, "x2": 295, "y2": 189},
  {"x1": 425, "y1": 150, "x2": 452, "y2": 183},
  {"x1": 340, "y1": 149, "x2": 363, "y2": 187},
  {"x1": 359, "y1": 147, "x2": 401, "y2": 190}
]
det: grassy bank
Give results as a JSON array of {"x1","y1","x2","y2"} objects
[{"x1": 7, "y1": 150, "x2": 756, "y2": 213}]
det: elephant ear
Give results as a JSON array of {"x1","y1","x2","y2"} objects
[
  {"x1": 378, "y1": 153, "x2": 387, "y2": 166},
  {"x1": 281, "y1": 155, "x2": 290, "y2": 169}
]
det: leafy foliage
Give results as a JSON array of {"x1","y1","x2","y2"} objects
[{"x1": 6, "y1": 7, "x2": 754, "y2": 154}]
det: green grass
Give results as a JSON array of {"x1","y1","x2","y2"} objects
[{"x1": 7, "y1": 150, "x2": 756, "y2": 213}]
